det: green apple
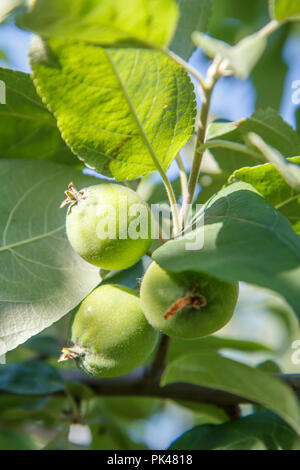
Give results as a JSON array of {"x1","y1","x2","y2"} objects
[
  {"x1": 59, "y1": 284, "x2": 159, "y2": 378},
  {"x1": 140, "y1": 262, "x2": 239, "y2": 338},
  {"x1": 62, "y1": 183, "x2": 152, "y2": 270}
]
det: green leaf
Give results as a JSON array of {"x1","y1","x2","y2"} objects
[
  {"x1": 162, "y1": 352, "x2": 300, "y2": 435},
  {"x1": 170, "y1": 0, "x2": 212, "y2": 60},
  {"x1": 168, "y1": 336, "x2": 272, "y2": 362},
  {"x1": 30, "y1": 38, "x2": 196, "y2": 180},
  {"x1": 238, "y1": 108, "x2": 300, "y2": 156},
  {"x1": 249, "y1": 133, "x2": 300, "y2": 191},
  {"x1": 153, "y1": 182, "x2": 300, "y2": 316},
  {"x1": 0, "y1": 361, "x2": 64, "y2": 395},
  {"x1": 170, "y1": 410, "x2": 298, "y2": 450},
  {"x1": 206, "y1": 121, "x2": 237, "y2": 141},
  {"x1": 18, "y1": 0, "x2": 178, "y2": 47},
  {"x1": 270, "y1": 0, "x2": 300, "y2": 21},
  {"x1": 231, "y1": 156, "x2": 300, "y2": 232},
  {"x1": 0, "y1": 68, "x2": 78, "y2": 165},
  {"x1": 209, "y1": 108, "x2": 300, "y2": 174},
  {"x1": 256, "y1": 360, "x2": 282, "y2": 374},
  {"x1": 192, "y1": 31, "x2": 267, "y2": 79},
  {"x1": 0, "y1": 159, "x2": 101, "y2": 355}
]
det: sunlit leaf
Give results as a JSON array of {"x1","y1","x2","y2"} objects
[
  {"x1": 30, "y1": 37, "x2": 196, "y2": 180},
  {"x1": 231, "y1": 156, "x2": 300, "y2": 232},
  {"x1": 18, "y1": 0, "x2": 178, "y2": 47},
  {"x1": 270, "y1": 0, "x2": 300, "y2": 22}
]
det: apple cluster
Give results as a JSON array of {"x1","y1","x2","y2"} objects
[{"x1": 59, "y1": 183, "x2": 239, "y2": 377}]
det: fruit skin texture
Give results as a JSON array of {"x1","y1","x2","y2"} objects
[
  {"x1": 69, "y1": 285, "x2": 159, "y2": 378},
  {"x1": 140, "y1": 262, "x2": 239, "y2": 339},
  {"x1": 66, "y1": 184, "x2": 152, "y2": 270}
]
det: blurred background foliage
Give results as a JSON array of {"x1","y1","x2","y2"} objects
[{"x1": 0, "y1": 0, "x2": 300, "y2": 450}]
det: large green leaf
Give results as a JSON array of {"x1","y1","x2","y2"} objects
[
  {"x1": 18, "y1": 0, "x2": 178, "y2": 47},
  {"x1": 0, "y1": 159, "x2": 101, "y2": 355},
  {"x1": 231, "y1": 157, "x2": 300, "y2": 232},
  {"x1": 170, "y1": 0, "x2": 212, "y2": 60},
  {"x1": 153, "y1": 182, "x2": 300, "y2": 316},
  {"x1": 0, "y1": 68, "x2": 78, "y2": 165},
  {"x1": 270, "y1": 0, "x2": 300, "y2": 21},
  {"x1": 30, "y1": 37, "x2": 196, "y2": 180},
  {"x1": 170, "y1": 410, "x2": 298, "y2": 450},
  {"x1": 162, "y1": 352, "x2": 300, "y2": 435},
  {"x1": 0, "y1": 362, "x2": 64, "y2": 395}
]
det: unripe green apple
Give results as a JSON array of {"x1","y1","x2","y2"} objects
[
  {"x1": 62, "y1": 183, "x2": 152, "y2": 270},
  {"x1": 59, "y1": 285, "x2": 159, "y2": 377},
  {"x1": 140, "y1": 262, "x2": 239, "y2": 339}
]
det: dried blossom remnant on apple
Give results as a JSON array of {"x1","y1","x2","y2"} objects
[{"x1": 60, "y1": 182, "x2": 85, "y2": 209}]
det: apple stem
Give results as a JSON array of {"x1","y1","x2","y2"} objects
[{"x1": 164, "y1": 293, "x2": 208, "y2": 320}]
